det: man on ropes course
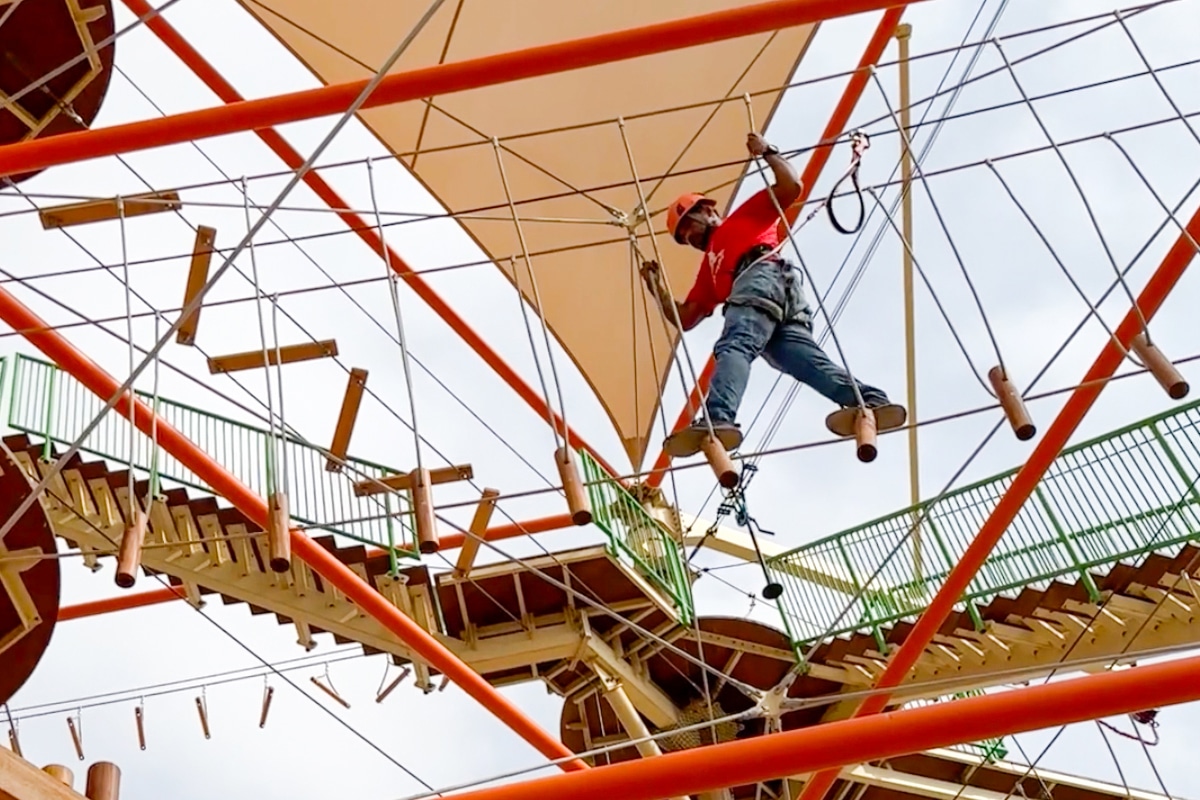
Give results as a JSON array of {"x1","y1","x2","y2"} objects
[{"x1": 640, "y1": 132, "x2": 906, "y2": 459}]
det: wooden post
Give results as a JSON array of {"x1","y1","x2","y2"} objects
[
  {"x1": 1130, "y1": 332, "x2": 1189, "y2": 399},
  {"x1": 84, "y1": 762, "x2": 120, "y2": 800},
  {"x1": 699, "y1": 436, "x2": 739, "y2": 488},
  {"x1": 326, "y1": 368, "x2": 368, "y2": 471},
  {"x1": 454, "y1": 489, "x2": 500, "y2": 577},
  {"x1": 988, "y1": 366, "x2": 1036, "y2": 441},
  {"x1": 41, "y1": 765, "x2": 73, "y2": 787},
  {"x1": 114, "y1": 509, "x2": 147, "y2": 588},
  {"x1": 410, "y1": 469, "x2": 440, "y2": 554},
  {"x1": 177, "y1": 225, "x2": 216, "y2": 346},
  {"x1": 267, "y1": 492, "x2": 291, "y2": 573},
  {"x1": 855, "y1": 408, "x2": 879, "y2": 462},
  {"x1": 555, "y1": 448, "x2": 592, "y2": 525}
]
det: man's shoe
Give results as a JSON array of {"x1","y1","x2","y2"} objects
[
  {"x1": 826, "y1": 403, "x2": 907, "y2": 438},
  {"x1": 663, "y1": 419, "x2": 743, "y2": 458}
]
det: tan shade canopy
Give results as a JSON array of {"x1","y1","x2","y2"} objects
[{"x1": 239, "y1": 0, "x2": 817, "y2": 470}]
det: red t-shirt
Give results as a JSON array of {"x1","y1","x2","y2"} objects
[{"x1": 683, "y1": 189, "x2": 782, "y2": 318}]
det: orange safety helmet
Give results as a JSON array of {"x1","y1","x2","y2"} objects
[{"x1": 667, "y1": 192, "x2": 717, "y2": 243}]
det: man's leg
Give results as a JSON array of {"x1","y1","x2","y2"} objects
[
  {"x1": 664, "y1": 303, "x2": 775, "y2": 457},
  {"x1": 706, "y1": 303, "x2": 777, "y2": 423},
  {"x1": 763, "y1": 319, "x2": 890, "y2": 408}
]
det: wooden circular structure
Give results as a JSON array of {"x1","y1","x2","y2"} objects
[
  {"x1": 559, "y1": 615, "x2": 801, "y2": 797},
  {"x1": 0, "y1": 441, "x2": 61, "y2": 706},
  {"x1": 0, "y1": 0, "x2": 116, "y2": 185}
]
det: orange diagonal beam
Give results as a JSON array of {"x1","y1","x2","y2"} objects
[
  {"x1": 0, "y1": 291, "x2": 587, "y2": 772},
  {"x1": 795, "y1": 183, "x2": 1200, "y2": 800},
  {"x1": 119, "y1": 0, "x2": 622, "y2": 481},
  {"x1": 646, "y1": 6, "x2": 908, "y2": 487}
]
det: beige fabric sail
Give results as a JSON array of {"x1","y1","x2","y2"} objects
[{"x1": 238, "y1": 0, "x2": 817, "y2": 469}]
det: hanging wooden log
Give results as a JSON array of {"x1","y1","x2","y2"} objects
[
  {"x1": 177, "y1": 225, "x2": 216, "y2": 346},
  {"x1": 310, "y1": 676, "x2": 350, "y2": 709},
  {"x1": 352, "y1": 464, "x2": 472, "y2": 497},
  {"x1": 115, "y1": 509, "x2": 147, "y2": 589},
  {"x1": 1131, "y1": 332, "x2": 1189, "y2": 399},
  {"x1": 39, "y1": 191, "x2": 181, "y2": 230},
  {"x1": 66, "y1": 716, "x2": 83, "y2": 761},
  {"x1": 207, "y1": 340, "x2": 338, "y2": 374},
  {"x1": 84, "y1": 762, "x2": 120, "y2": 800},
  {"x1": 375, "y1": 667, "x2": 411, "y2": 703},
  {"x1": 135, "y1": 706, "x2": 146, "y2": 751},
  {"x1": 555, "y1": 447, "x2": 592, "y2": 525},
  {"x1": 699, "y1": 435, "x2": 739, "y2": 488},
  {"x1": 259, "y1": 685, "x2": 274, "y2": 728},
  {"x1": 988, "y1": 366, "x2": 1036, "y2": 441},
  {"x1": 42, "y1": 765, "x2": 73, "y2": 787},
  {"x1": 195, "y1": 696, "x2": 210, "y2": 739},
  {"x1": 6, "y1": 723, "x2": 19, "y2": 757},
  {"x1": 855, "y1": 408, "x2": 879, "y2": 463},
  {"x1": 454, "y1": 488, "x2": 500, "y2": 577},
  {"x1": 267, "y1": 492, "x2": 291, "y2": 573},
  {"x1": 326, "y1": 368, "x2": 368, "y2": 471},
  {"x1": 410, "y1": 468, "x2": 439, "y2": 554}
]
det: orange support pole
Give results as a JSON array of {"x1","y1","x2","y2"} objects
[
  {"x1": 0, "y1": 0, "x2": 929, "y2": 177},
  {"x1": 794, "y1": 193, "x2": 1200, "y2": 800},
  {"x1": 0, "y1": 291, "x2": 588, "y2": 772},
  {"x1": 444, "y1": 653, "x2": 1200, "y2": 800},
  {"x1": 117, "y1": 0, "x2": 622, "y2": 481},
  {"x1": 647, "y1": 6, "x2": 908, "y2": 487}
]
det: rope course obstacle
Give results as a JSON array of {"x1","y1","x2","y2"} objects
[{"x1": 0, "y1": 1, "x2": 1198, "y2": 800}]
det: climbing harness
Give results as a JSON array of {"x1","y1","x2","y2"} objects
[{"x1": 826, "y1": 129, "x2": 870, "y2": 235}]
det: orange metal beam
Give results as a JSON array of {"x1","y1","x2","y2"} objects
[
  {"x1": 647, "y1": 6, "x2": 908, "y2": 486},
  {"x1": 0, "y1": 291, "x2": 587, "y2": 772},
  {"x1": 117, "y1": 0, "x2": 623, "y2": 480},
  {"x1": 443, "y1": 653, "x2": 1200, "y2": 800},
  {"x1": 59, "y1": 513, "x2": 576, "y2": 620},
  {"x1": 59, "y1": 586, "x2": 184, "y2": 620},
  {"x1": 794, "y1": 182, "x2": 1200, "y2": 800},
  {"x1": 0, "y1": 0, "x2": 930, "y2": 179}
]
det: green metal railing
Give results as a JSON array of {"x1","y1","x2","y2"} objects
[
  {"x1": 579, "y1": 449, "x2": 695, "y2": 624},
  {"x1": 767, "y1": 399, "x2": 1200, "y2": 650},
  {"x1": 5, "y1": 354, "x2": 419, "y2": 558}
]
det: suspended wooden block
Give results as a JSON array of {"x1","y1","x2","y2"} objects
[
  {"x1": 353, "y1": 464, "x2": 472, "y2": 497},
  {"x1": 267, "y1": 492, "x2": 291, "y2": 573},
  {"x1": 1131, "y1": 333, "x2": 1189, "y2": 400},
  {"x1": 988, "y1": 366, "x2": 1036, "y2": 441},
  {"x1": 555, "y1": 447, "x2": 592, "y2": 525},
  {"x1": 41, "y1": 765, "x2": 73, "y2": 787},
  {"x1": 259, "y1": 685, "x2": 274, "y2": 728},
  {"x1": 410, "y1": 468, "x2": 439, "y2": 554},
  {"x1": 855, "y1": 408, "x2": 879, "y2": 463},
  {"x1": 134, "y1": 706, "x2": 145, "y2": 751},
  {"x1": 114, "y1": 509, "x2": 147, "y2": 589},
  {"x1": 207, "y1": 340, "x2": 338, "y2": 374},
  {"x1": 375, "y1": 667, "x2": 411, "y2": 703},
  {"x1": 195, "y1": 697, "x2": 210, "y2": 739},
  {"x1": 39, "y1": 191, "x2": 181, "y2": 229},
  {"x1": 177, "y1": 225, "x2": 217, "y2": 346},
  {"x1": 67, "y1": 717, "x2": 83, "y2": 761},
  {"x1": 84, "y1": 762, "x2": 120, "y2": 800},
  {"x1": 454, "y1": 488, "x2": 500, "y2": 577},
  {"x1": 310, "y1": 676, "x2": 350, "y2": 708},
  {"x1": 699, "y1": 435, "x2": 739, "y2": 488},
  {"x1": 326, "y1": 368, "x2": 368, "y2": 472}
]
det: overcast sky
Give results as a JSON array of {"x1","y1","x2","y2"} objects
[{"x1": 2, "y1": 0, "x2": 1198, "y2": 798}]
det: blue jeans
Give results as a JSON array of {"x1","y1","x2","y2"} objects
[{"x1": 706, "y1": 258, "x2": 889, "y2": 424}]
